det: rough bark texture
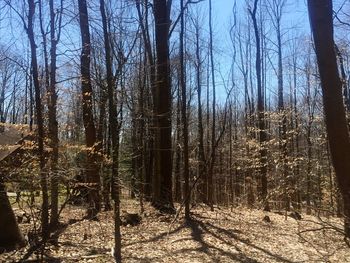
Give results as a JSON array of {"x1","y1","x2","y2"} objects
[
  {"x1": 48, "y1": 0, "x2": 61, "y2": 229},
  {"x1": 0, "y1": 174, "x2": 25, "y2": 252},
  {"x1": 307, "y1": 0, "x2": 350, "y2": 237},
  {"x1": 78, "y1": 0, "x2": 100, "y2": 218},
  {"x1": 152, "y1": 0, "x2": 175, "y2": 213}
]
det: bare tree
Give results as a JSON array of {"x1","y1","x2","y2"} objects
[
  {"x1": 78, "y1": 0, "x2": 100, "y2": 218},
  {"x1": 152, "y1": 0, "x2": 175, "y2": 213},
  {"x1": 191, "y1": 12, "x2": 206, "y2": 204},
  {"x1": 179, "y1": 0, "x2": 190, "y2": 220},
  {"x1": 135, "y1": 0, "x2": 155, "y2": 201},
  {"x1": 207, "y1": 0, "x2": 216, "y2": 211},
  {"x1": 48, "y1": 0, "x2": 63, "y2": 230},
  {"x1": 26, "y1": 0, "x2": 49, "y2": 239},
  {"x1": 99, "y1": 0, "x2": 121, "y2": 260},
  {"x1": 249, "y1": 0, "x2": 268, "y2": 210},
  {"x1": 266, "y1": 0, "x2": 288, "y2": 210}
]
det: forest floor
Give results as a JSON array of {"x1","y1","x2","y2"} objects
[{"x1": 1, "y1": 199, "x2": 350, "y2": 263}]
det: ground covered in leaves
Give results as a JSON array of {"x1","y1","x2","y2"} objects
[{"x1": 2, "y1": 200, "x2": 350, "y2": 262}]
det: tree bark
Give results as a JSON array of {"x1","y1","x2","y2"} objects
[
  {"x1": 0, "y1": 173, "x2": 25, "y2": 252},
  {"x1": 27, "y1": 0, "x2": 49, "y2": 239},
  {"x1": 307, "y1": 0, "x2": 350, "y2": 237},
  {"x1": 78, "y1": 0, "x2": 100, "y2": 218},
  {"x1": 48, "y1": 0, "x2": 61, "y2": 230},
  {"x1": 152, "y1": 0, "x2": 175, "y2": 213}
]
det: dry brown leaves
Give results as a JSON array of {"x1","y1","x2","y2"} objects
[{"x1": 1, "y1": 200, "x2": 349, "y2": 262}]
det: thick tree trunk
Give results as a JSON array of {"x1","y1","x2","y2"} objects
[
  {"x1": 0, "y1": 174, "x2": 25, "y2": 252},
  {"x1": 152, "y1": 0, "x2": 175, "y2": 213},
  {"x1": 307, "y1": 0, "x2": 350, "y2": 237},
  {"x1": 78, "y1": 0, "x2": 100, "y2": 218}
]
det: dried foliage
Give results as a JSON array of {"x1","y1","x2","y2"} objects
[{"x1": 1, "y1": 199, "x2": 349, "y2": 262}]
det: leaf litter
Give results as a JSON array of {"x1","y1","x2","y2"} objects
[{"x1": 1, "y1": 200, "x2": 349, "y2": 262}]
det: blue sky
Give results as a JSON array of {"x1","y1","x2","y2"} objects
[
  {"x1": 0, "y1": 0, "x2": 311, "y2": 60},
  {"x1": 193, "y1": 0, "x2": 310, "y2": 101},
  {"x1": 0, "y1": 0, "x2": 312, "y2": 104}
]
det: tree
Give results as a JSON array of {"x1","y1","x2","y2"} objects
[
  {"x1": 193, "y1": 13, "x2": 206, "y2": 204},
  {"x1": 307, "y1": 0, "x2": 350, "y2": 237},
  {"x1": 152, "y1": 0, "x2": 175, "y2": 213},
  {"x1": 135, "y1": 0, "x2": 155, "y2": 201},
  {"x1": 47, "y1": 0, "x2": 63, "y2": 230},
  {"x1": 179, "y1": 0, "x2": 190, "y2": 220},
  {"x1": 38, "y1": 0, "x2": 61, "y2": 230},
  {"x1": 77, "y1": 0, "x2": 100, "y2": 218},
  {"x1": 26, "y1": 0, "x2": 49, "y2": 239},
  {"x1": 207, "y1": 0, "x2": 216, "y2": 211},
  {"x1": 99, "y1": 0, "x2": 121, "y2": 260},
  {"x1": 249, "y1": 0, "x2": 268, "y2": 210},
  {"x1": 266, "y1": 0, "x2": 288, "y2": 210}
]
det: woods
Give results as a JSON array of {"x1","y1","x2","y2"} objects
[{"x1": 1, "y1": 0, "x2": 350, "y2": 262}]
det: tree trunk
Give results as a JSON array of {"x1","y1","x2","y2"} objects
[
  {"x1": 136, "y1": 0, "x2": 155, "y2": 201},
  {"x1": 78, "y1": 0, "x2": 100, "y2": 218},
  {"x1": 152, "y1": 0, "x2": 175, "y2": 213},
  {"x1": 249, "y1": 0, "x2": 268, "y2": 210},
  {"x1": 179, "y1": 0, "x2": 190, "y2": 220},
  {"x1": 99, "y1": 0, "x2": 121, "y2": 260},
  {"x1": 27, "y1": 0, "x2": 49, "y2": 239},
  {"x1": 0, "y1": 174, "x2": 25, "y2": 252},
  {"x1": 174, "y1": 85, "x2": 182, "y2": 202},
  {"x1": 194, "y1": 19, "x2": 206, "y2": 204},
  {"x1": 48, "y1": 0, "x2": 61, "y2": 230},
  {"x1": 208, "y1": 0, "x2": 216, "y2": 212},
  {"x1": 307, "y1": 0, "x2": 350, "y2": 238}
]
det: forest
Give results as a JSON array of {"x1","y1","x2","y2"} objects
[{"x1": 0, "y1": 0, "x2": 350, "y2": 262}]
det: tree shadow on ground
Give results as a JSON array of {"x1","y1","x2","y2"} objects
[
  {"x1": 124, "y1": 214, "x2": 299, "y2": 262},
  {"x1": 186, "y1": 216, "x2": 297, "y2": 263},
  {"x1": 182, "y1": 218, "x2": 259, "y2": 262},
  {"x1": 124, "y1": 222, "x2": 188, "y2": 247}
]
